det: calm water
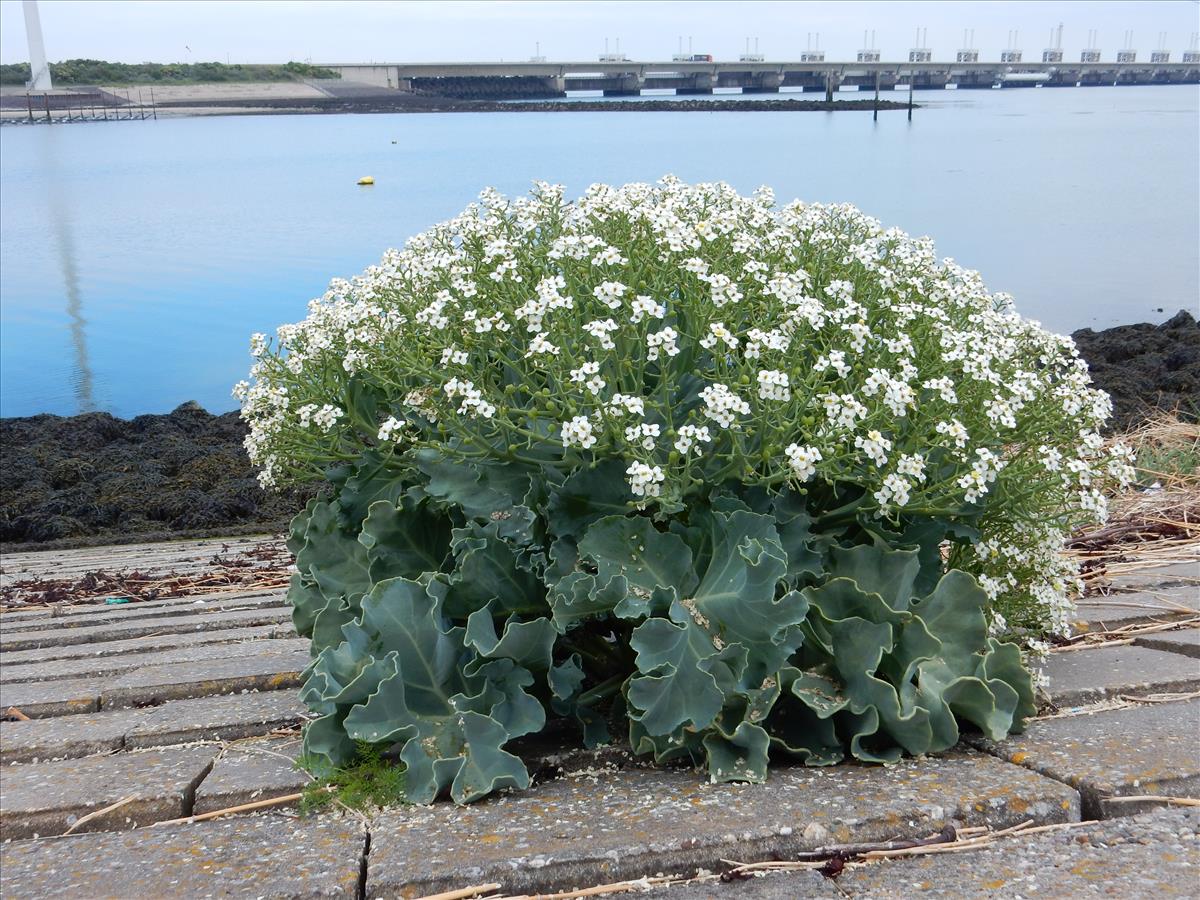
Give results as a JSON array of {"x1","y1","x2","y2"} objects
[{"x1": 1, "y1": 85, "x2": 1197, "y2": 418}]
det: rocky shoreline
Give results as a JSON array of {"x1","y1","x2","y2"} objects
[{"x1": 1, "y1": 311, "x2": 1194, "y2": 550}]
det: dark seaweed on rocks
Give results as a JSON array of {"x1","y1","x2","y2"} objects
[
  {"x1": 0, "y1": 402, "x2": 320, "y2": 549},
  {"x1": 1072, "y1": 310, "x2": 1199, "y2": 431}
]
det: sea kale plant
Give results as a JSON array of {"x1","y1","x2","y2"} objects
[{"x1": 237, "y1": 178, "x2": 1134, "y2": 804}]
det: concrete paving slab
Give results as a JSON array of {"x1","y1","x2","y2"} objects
[
  {"x1": 0, "y1": 536, "x2": 280, "y2": 584},
  {"x1": 1043, "y1": 644, "x2": 1200, "y2": 707},
  {"x1": 0, "y1": 591, "x2": 286, "y2": 634},
  {"x1": 1, "y1": 637, "x2": 309, "y2": 684},
  {"x1": 0, "y1": 745, "x2": 217, "y2": 839},
  {"x1": 193, "y1": 738, "x2": 309, "y2": 814},
  {"x1": 100, "y1": 649, "x2": 310, "y2": 709},
  {"x1": 1073, "y1": 586, "x2": 1200, "y2": 632},
  {"x1": 126, "y1": 690, "x2": 309, "y2": 748},
  {"x1": 0, "y1": 607, "x2": 292, "y2": 652},
  {"x1": 0, "y1": 813, "x2": 363, "y2": 899},
  {"x1": 0, "y1": 586, "x2": 282, "y2": 622},
  {"x1": 0, "y1": 708, "x2": 148, "y2": 763},
  {"x1": 0, "y1": 623, "x2": 292, "y2": 665},
  {"x1": 1, "y1": 691, "x2": 307, "y2": 763},
  {"x1": 367, "y1": 751, "x2": 1080, "y2": 898},
  {"x1": 1136, "y1": 627, "x2": 1200, "y2": 659},
  {"x1": 971, "y1": 699, "x2": 1200, "y2": 819},
  {"x1": 0, "y1": 677, "x2": 102, "y2": 718},
  {"x1": 1106, "y1": 561, "x2": 1199, "y2": 592},
  {"x1": 819, "y1": 807, "x2": 1200, "y2": 899}
]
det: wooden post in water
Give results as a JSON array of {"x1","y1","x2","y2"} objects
[
  {"x1": 907, "y1": 74, "x2": 913, "y2": 121},
  {"x1": 43, "y1": 93, "x2": 51, "y2": 123},
  {"x1": 825, "y1": 72, "x2": 834, "y2": 103},
  {"x1": 150, "y1": 86, "x2": 157, "y2": 120},
  {"x1": 873, "y1": 70, "x2": 880, "y2": 120},
  {"x1": 26, "y1": 92, "x2": 33, "y2": 123}
]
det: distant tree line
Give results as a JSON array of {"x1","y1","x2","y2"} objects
[{"x1": 0, "y1": 60, "x2": 342, "y2": 86}]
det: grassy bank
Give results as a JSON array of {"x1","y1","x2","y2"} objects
[{"x1": 0, "y1": 59, "x2": 340, "y2": 86}]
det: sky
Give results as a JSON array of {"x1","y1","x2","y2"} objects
[{"x1": 1, "y1": 0, "x2": 1198, "y2": 65}]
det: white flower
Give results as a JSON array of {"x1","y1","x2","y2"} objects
[
  {"x1": 821, "y1": 393, "x2": 868, "y2": 429},
  {"x1": 626, "y1": 461, "x2": 665, "y2": 498},
  {"x1": 607, "y1": 393, "x2": 646, "y2": 417},
  {"x1": 923, "y1": 376, "x2": 957, "y2": 403},
  {"x1": 377, "y1": 416, "x2": 406, "y2": 442},
  {"x1": 592, "y1": 245, "x2": 627, "y2": 266},
  {"x1": 593, "y1": 281, "x2": 628, "y2": 309},
  {"x1": 936, "y1": 419, "x2": 969, "y2": 449},
  {"x1": 525, "y1": 332, "x2": 560, "y2": 358},
  {"x1": 784, "y1": 444, "x2": 822, "y2": 481},
  {"x1": 440, "y1": 347, "x2": 469, "y2": 366},
  {"x1": 984, "y1": 398, "x2": 1017, "y2": 429},
  {"x1": 562, "y1": 416, "x2": 598, "y2": 449},
  {"x1": 855, "y1": 430, "x2": 892, "y2": 467},
  {"x1": 699, "y1": 321, "x2": 739, "y2": 350},
  {"x1": 674, "y1": 424, "x2": 712, "y2": 455},
  {"x1": 310, "y1": 404, "x2": 342, "y2": 431},
  {"x1": 874, "y1": 472, "x2": 912, "y2": 509},
  {"x1": 624, "y1": 422, "x2": 661, "y2": 450},
  {"x1": 646, "y1": 327, "x2": 681, "y2": 361},
  {"x1": 570, "y1": 361, "x2": 600, "y2": 383},
  {"x1": 583, "y1": 318, "x2": 619, "y2": 350},
  {"x1": 896, "y1": 453, "x2": 927, "y2": 482},
  {"x1": 843, "y1": 322, "x2": 872, "y2": 352},
  {"x1": 756, "y1": 370, "x2": 791, "y2": 402},
  {"x1": 630, "y1": 295, "x2": 666, "y2": 323},
  {"x1": 699, "y1": 383, "x2": 751, "y2": 429},
  {"x1": 706, "y1": 273, "x2": 743, "y2": 307},
  {"x1": 814, "y1": 350, "x2": 851, "y2": 378}
]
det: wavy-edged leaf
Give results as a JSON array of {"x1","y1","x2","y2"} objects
[
  {"x1": 445, "y1": 522, "x2": 546, "y2": 619},
  {"x1": 359, "y1": 497, "x2": 452, "y2": 582},
  {"x1": 547, "y1": 572, "x2": 627, "y2": 632},
  {"x1": 687, "y1": 509, "x2": 800, "y2": 683},
  {"x1": 626, "y1": 605, "x2": 725, "y2": 735},
  {"x1": 703, "y1": 720, "x2": 771, "y2": 783},
  {"x1": 301, "y1": 712, "x2": 357, "y2": 775},
  {"x1": 417, "y1": 451, "x2": 536, "y2": 543},
  {"x1": 828, "y1": 543, "x2": 921, "y2": 612},
  {"x1": 579, "y1": 515, "x2": 699, "y2": 599},
  {"x1": 294, "y1": 500, "x2": 371, "y2": 604},
  {"x1": 400, "y1": 710, "x2": 530, "y2": 804},
  {"x1": 336, "y1": 449, "x2": 408, "y2": 528},
  {"x1": 465, "y1": 608, "x2": 556, "y2": 671},
  {"x1": 288, "y1": 573, "x2": 326, "y2": 640},
  {"x1": 545, "y1": 460, "x2": 633, "y2": 541}
]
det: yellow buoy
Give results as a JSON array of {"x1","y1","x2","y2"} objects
[{"x1": 357, "y1": 176, "x2": 375, "y2": 185}]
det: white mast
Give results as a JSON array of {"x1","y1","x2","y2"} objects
[{"x1": 22, "y1": 0, "x2": 53, "y2": 91}]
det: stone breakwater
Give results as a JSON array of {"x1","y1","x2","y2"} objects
[
  {"x1": 1, "y1": 311, "x2": 1193, "y2": 549},
  {"x1": 1071, "y1": 310, "x2": 1198, "y2": 430}
]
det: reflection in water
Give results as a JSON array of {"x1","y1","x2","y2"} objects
[{"x1": 43, "y1": 132, "x2": 96, "y2": 413}]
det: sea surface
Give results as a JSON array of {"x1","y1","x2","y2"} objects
[{"x1": 1, "y1": 84, "x2": 1197, "y2": 418}]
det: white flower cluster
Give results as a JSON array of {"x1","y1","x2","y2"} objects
[
  {"x1": 785, "y1": 444, "x2": 822, "y2": 481},
  {"x1": 699, "y1": 383, "x2": 751, "y2": 429},
  {"x1": 238, "y1": 176, "x2": 1133, "y2": 640}
]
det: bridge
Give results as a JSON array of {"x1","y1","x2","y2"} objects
[{"x1": 322, "y1": 59, "x2": 1200, "y2": 99}]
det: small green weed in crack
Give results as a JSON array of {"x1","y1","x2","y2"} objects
[{"x1": 298, "y1": 742, "x2": 407, "y2": 814}]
